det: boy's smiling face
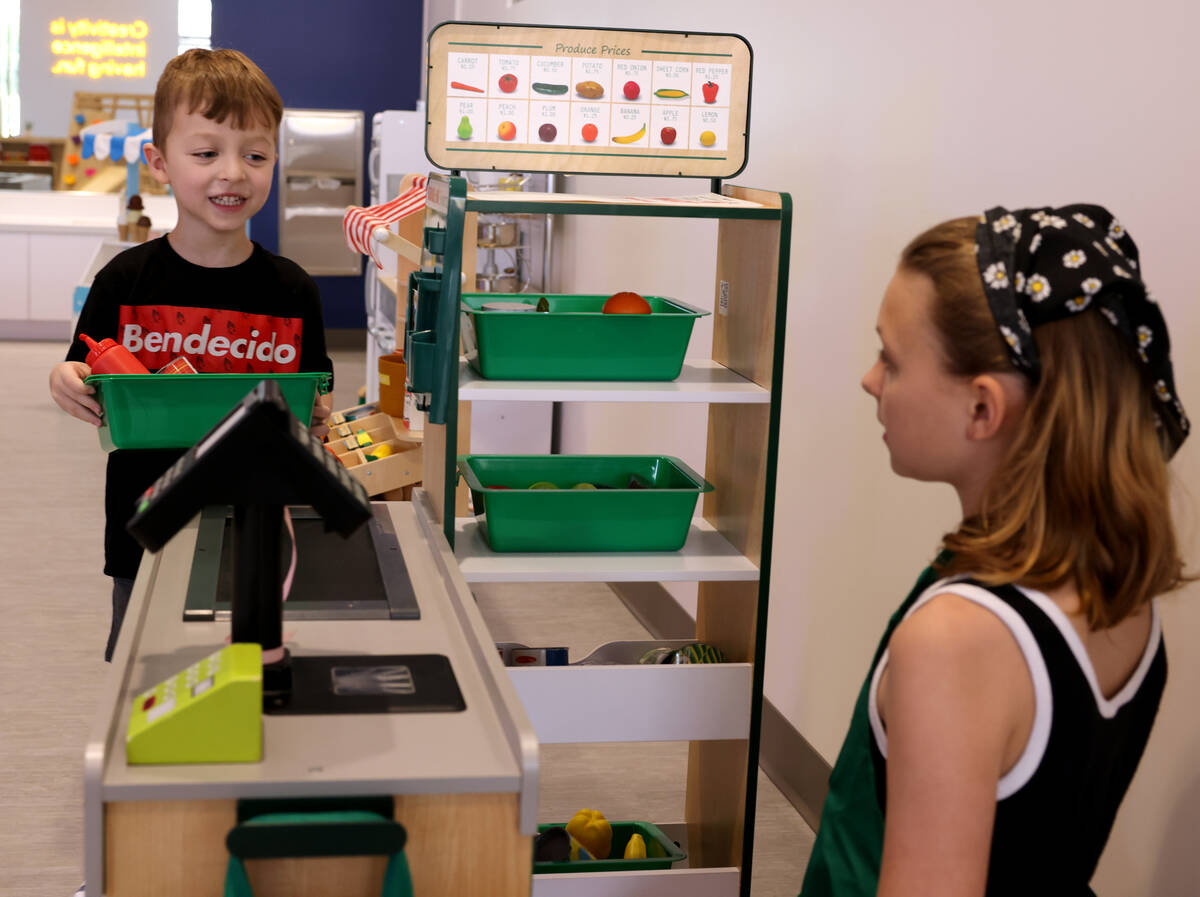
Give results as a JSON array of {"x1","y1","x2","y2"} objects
[{"x1": 146, "y1": 106, "x2": 276, "y2": 249}]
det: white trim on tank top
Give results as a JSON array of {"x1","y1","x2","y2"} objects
[{"x1": 866, "y1": 577, "x2": 1162, "y2": 801}]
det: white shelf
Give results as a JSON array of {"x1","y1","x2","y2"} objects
[
  {"x1": 510, "y1": 663, "x2": 752, "y2": 743},
  {"x1": 533, "y1": 866, "x2": 740, "y2": 897},
  {"x1": 454, "y1": 517, "x2": 760, "y2": 583},
  {"x1": 457, "y1": 359, "x2": 770, "y2": 404}
]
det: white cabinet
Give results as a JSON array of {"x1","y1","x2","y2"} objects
[
  {"x1": 29, "y1": 233, "x2": 105, "y2": 321},
  {"x1": 0, "y1": 232, "x2": 30, "y2": 320}
]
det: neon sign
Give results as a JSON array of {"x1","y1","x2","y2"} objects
[{"x1": 49, "y1": 17, "x2": 149, "y2": 80}]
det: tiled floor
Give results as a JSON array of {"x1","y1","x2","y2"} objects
[{"x1": 1, "y1": 340, "x2": 813, "y2": 896}]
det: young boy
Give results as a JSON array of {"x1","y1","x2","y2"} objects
[{"x1": 48, "y1": 48, "x2": 333, "y2": 661}]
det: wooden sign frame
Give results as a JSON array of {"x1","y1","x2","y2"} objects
[{"x1": 425, "y1": 22, "x2": 752, "y2": 178}]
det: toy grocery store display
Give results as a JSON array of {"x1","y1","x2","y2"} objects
[
  {"x1": 532, "y1": 808, "x2": 687, "y2": 873},
  {"x1": 426, "y1": 22, "x2": 751, "y2": 177},
  {"x1": 62, "y1": 91, "x2": 165, "y2": 195}
]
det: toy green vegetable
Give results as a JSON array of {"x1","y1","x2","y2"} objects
[{"x1": 532, "y1": 82, "x2": 568, "y2": 95}]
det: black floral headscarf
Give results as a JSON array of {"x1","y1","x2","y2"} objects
[{"x1": 975, "y1": 204, "x2": 1189, "y2": 457}]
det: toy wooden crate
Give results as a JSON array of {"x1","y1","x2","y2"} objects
[{"x1": 327, "y1": 411, "x2": 422, "y2": 497}]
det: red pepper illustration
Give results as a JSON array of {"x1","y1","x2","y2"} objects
[{"x1": 702, "y1": 81, "x2": 719, "y2": 103}]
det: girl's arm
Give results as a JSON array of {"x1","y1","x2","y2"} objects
[{"x1": 876, "y1": 593, "x2": 1033, "y2": 897}]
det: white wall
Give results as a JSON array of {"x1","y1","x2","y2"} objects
[{"x1": 449, "y1": 2, "x2": 1200, "y2": 892}]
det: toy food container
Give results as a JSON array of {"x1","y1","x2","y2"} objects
[
  {"x1": 459, "y1": 293, "x2": 709, "y2": 381},
  {"x1": 533, "y1": 821, "x2": 686, "y2": 874},
  {"x1": 86, "y1": 372, "x2": 331, "y2": 452},
  {"x1": 458, "y1": 454, "x2": 713, "y2": 552}
]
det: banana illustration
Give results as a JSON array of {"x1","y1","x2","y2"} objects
[{"x1": 612, "y1": 124, "x2": 646, "y2": 144}]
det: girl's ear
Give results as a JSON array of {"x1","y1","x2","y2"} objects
[
  {"x1": 143, "y1": 143, "x2": 169, "y2": 185},
  {"x1": 966, "y1": 373, "x2": 1025, "y2": 441}
]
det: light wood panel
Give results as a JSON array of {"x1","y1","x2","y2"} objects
[{"x1": 104, "y1": 793, "x2": 528, "y2": 897}]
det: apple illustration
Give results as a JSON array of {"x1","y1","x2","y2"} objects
[
  {"x1": 660, "y1": 126, "x2": 677, "y2": 146},
  {"x1": 623, "y1": 80, "x2": 640, "y2": 100},
  {"x1": 702, "y1": 80, "x2": 718, "y2": 103}
]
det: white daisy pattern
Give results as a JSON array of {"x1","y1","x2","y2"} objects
[
  {"x1": 1030, "y1": 210, "x2": 1048, "y2": 223},
  {"x1": 1014, "y1": 271, "x2": 1026, "y2": 293},
  {"x1": 1100, "y1": 307, "x2": 1119, "y2": 326},
  {"x1": 1072, "y1": 212, "x2": 1095, "y2": 228},
  {"x1": 1062, "y1": 249, "x2": 1086, "y2": 269},
  {"x1": 1000, "y1": 325, "x2": 1021, "y2": 352},
  {"x1": 1017, "y1": 308, "x2": 1031, "y2": 332},
  {"x1": 1113, "y1": 265, "x2": 1132, "y2": 278},
  {"x1": 1155, "y1": 380, "x2": 1171, "y2": 402},
  {"x1": 1092, "y1": 240, "x2": 1109, "y2": 258},
  {"x1": 1081, "y1": 277, "x2": 1102, "y2": 294},
  {"x1": 1105, "y1": 237, "x2": 1125, "y2": 255},
  {"x1": 1146, "y1": 291, "x2": 1158, "y2": 304},
  {"x1": 1066, "y1": 295, "x2": 1091, "y2": 312},
  {"x1": 1026, "y1": 274, "x2": 1052, "y2": 302},
  {"x1": 1137, "y1": 325, "x2": 1153, "y2": 348},
  {"x1": 1011, "y1": 223, "x2": 1022, "y2": 242},
  {"x1": 993, "y1": 214, "x2": 1017, "y2": 233},
  {"x1": 1109, "y1": 220, "x2": 1125, "y2": 240},
  {"x1": 1041, "y1": 215, "x2": 1068, "y2": 229},
  {"x1": 984, "y1": 261, "x2": 1009, "y2": 289},
  {"x1": 1029, "y1": 233, "x2": 1043, "y2": 254}
]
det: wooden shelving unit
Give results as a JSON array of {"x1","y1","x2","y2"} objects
[{"x1": 414, "y1": 173, "x2": 790, "y2": 897}]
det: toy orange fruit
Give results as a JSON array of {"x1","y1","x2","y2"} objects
[{"x1": 602, "y1": 291, "x2": 651, "y2": 314}]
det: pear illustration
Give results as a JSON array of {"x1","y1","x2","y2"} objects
[{"x1": 457, "y1": 115, "x2": 473, "y2": 139}]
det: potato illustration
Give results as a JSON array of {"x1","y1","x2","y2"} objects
[{"x1": 575, "y1": 80, "x2": 604, "y2": 99}]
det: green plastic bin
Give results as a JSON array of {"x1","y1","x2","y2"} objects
[
  {"x1": 460, "y1": 293, "x2": 709, "y2": 381},
  {"x1": 86, "y1": 372, "x2": 331, "y2": 452},
  {"x1": 533, "y1": 821, "x2": 686, "y2": 874},
  {"x1": 458, "y1": 455, "x2": 713, "y2": 552}
]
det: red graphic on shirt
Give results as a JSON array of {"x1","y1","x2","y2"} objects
[{"x1": 117, "y1": 305, "x2": 303, "y2": 373}]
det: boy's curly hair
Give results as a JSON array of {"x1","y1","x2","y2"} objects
[{"x1": 152, "y1": 48, "x2": 283, "y2": 153}]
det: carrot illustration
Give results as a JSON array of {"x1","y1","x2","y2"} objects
[{"x1": 451, "y1": 81, "x2": 484, "y2": 93}]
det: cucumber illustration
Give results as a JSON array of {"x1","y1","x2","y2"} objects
[
  {"x1": 531, "y1": 82, "x2": 569, "y2": 95},
  {"x1": 653, "y1": 88, "x2": 688, "y2": 99}
]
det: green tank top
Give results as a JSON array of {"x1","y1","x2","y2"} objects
[{"x1": 798, "y1": 564, "x2": 942, "y2": 897}]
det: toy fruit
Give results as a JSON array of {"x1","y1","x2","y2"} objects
[
  {"x1": 456, "y1": 115, "x2": 473, "y2": 139},
  {"x1": 532, "y1": 82, "x2": 568, "y2": 95},
  {"x1": 702, "y1": 80, "x2": 719, "y2": 103},
  {"x1": 566, "y1": 809, "x2": 612, "y2": 860},
  {"x1": 654, "y1": 88, "x2": 687, "y2": 99},
  {"x1": 602, "y1": 291, "x2": 651, "y2": 314},
  {"x1": 572, "y1": 482, "x2": 597, "y2": 490},
  {"x1": 575, "y1": 80, "x2": 604, "y2": 99},
  {"x1": 581, "y1": 122, "x2": 598, "y2": 142},
  {"x1": 624, "y1": 833, "x2": 647, "y2": 860},
  {"x1": 660, "y1": 126, "x2": 677, "y2": 145},
  {"x1": 699, "y1": 130, "x2": 716, "y2": 147},
  {"x1": 498, "y1": 72, "x2": 518, "y2": 93},
  {"x1": 612, "y1": 124, "x2": 646, "y2": 144},
  {"x1": 497, "y1": 120, "x2": 517, "y2": 141},
  {"x1": 529, "y1": 481, "x2": 558, "y2": 489},
  {"x1": 623, "y1": 80, "x2": 640, "y2": 100},
  {"x1": 538, "y1": 122, "x2": 557, "y2": 142}
]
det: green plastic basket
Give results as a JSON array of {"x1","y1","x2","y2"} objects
[
  {"x1": 86, "y1": 372, "x2": 331, "y2": 452},
  {"x1": 460, "y1": 293, "x2": 709, "y2": 381},
  {"x1": 533, "y1": 821, "x2": 686, "y2": 874},
  {"x1": 458, "y1": 455, "x2": 713, "y2": 552}
]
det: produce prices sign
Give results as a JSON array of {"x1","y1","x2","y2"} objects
[
  {"x1": 49, "y1": 16, "x2": 149, "y2": 79},
  {"x1": 426, "y1": 23, "x2": 751, "y2": 178}
]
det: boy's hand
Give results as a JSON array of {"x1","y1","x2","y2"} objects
[
  {"x1": 50, "y1": 361, "x2": 103, "y2": 426},
  {"x1": 310, "y1": 392, "x2": 332, "y2": 440}
]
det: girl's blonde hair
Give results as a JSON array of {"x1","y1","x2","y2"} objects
[
  {"x1": 153, "y1": 48, "x2": 283, "y2": 154},
  {"x1": 901, "y1": 217, "x2": 1186, "y2": 629}
]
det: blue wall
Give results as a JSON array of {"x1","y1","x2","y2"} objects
[{"x1": 212, "y1": 0, "x2": 424, "y2": 328}]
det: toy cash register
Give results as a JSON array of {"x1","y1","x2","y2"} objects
[{"x1": 124, "y1": 379, "x2": 372, "y2": 764}]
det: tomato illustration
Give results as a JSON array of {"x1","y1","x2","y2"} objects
[{"x1": 499, "y1": 73, "x2": 518, "y2": 93}]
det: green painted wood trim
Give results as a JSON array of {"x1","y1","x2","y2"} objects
[{"x1": 462, "y1": 199, "x2": 779, "y2": 221}]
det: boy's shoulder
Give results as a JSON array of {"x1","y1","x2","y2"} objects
[
  {"x1": 97, "y1": 237, "x2": 168, "y2": 279},
  {"x1": 251, "y1": 243, "x2": 318, "y2": 293}
]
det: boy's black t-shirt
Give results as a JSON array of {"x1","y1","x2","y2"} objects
[{"x1": 66, "y1": 237, "x2": 333, "y2": 579}]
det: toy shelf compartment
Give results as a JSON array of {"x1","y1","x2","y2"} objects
[{"x1": 326, "y1": 409, "x2": 422, "y2": 497}]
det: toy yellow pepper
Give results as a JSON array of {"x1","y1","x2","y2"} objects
[
  {"x1": 624, "y1": 833, "x2": 647, "y2": 859},
  {"x1": 566, "y1": 809, "x2": 612, "y2": 860}
]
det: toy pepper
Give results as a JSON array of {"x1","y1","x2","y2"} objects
[{"x1": 566, "y1": 808, "x2": 612, "y2": 860}]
